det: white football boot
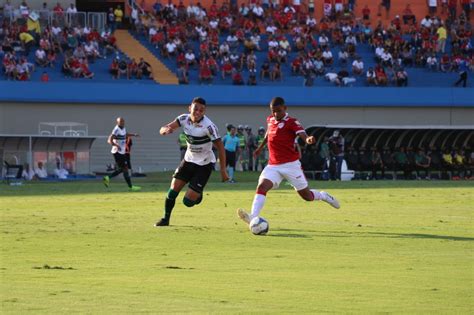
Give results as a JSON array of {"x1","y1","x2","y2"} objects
[
  {"x1": 320, "y1": 191, "x2": 340, "y2": 209},
  {"x1": 237, "y1": 208, "x2": 251, "y2": 224}
]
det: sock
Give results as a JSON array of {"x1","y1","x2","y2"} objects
[
  {"x1": 250, "y1": 193, "x2": 266, "y2": 219},
  {"x1": 228, "y1": 166, "x2": 234, "y2": 180},
  {"x1": 109, "y1": 169, "x2": 122, "y2": 178},
  {"x1": 183, "y1": 197, "x2": 197, "y2": 207},
  {"x1": 123, "y1": 171, "x2": 132, "y2": 188},
  {"x1": 310, "y1": 189, "x2": 323, "y2": 201},
  {"x1": 164, "y1": 189, "x2": 179, "y2": 221}
]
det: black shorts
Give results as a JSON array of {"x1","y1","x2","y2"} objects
[
  {"x1": 173, "y1": 160, "x2": 213, "y2": 194},
  {"x1": 226, "y1": 150, "x2": 236, "y2": 168},
  {"x1": 113, "y1": 153, "x2": 130, "y2": 170}
]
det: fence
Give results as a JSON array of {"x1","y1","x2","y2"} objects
[{"x1": 4, "y1": 10, "x2": 106, "y2": 31}]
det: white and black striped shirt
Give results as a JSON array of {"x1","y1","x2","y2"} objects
[
  {"x1": 176, "y1": 114, "x2": 220, "y2": 165},
  {"x1": 110, "y1": 125, "x2": 127, "y2": 154}
]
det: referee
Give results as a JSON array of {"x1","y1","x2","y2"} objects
[{"x1": 222, "y1": 125, "x2": 240, "y2": 183}]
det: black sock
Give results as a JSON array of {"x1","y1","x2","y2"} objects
[
  {"x1": 109, "y1": 169, "x2": 122, "y2": 178},
  {"x1": 123, "y1": 171, "x2": 132, "y2": 188},
  {"x1": 164, "y1": 198, "x2": 175, "y2": 221}
]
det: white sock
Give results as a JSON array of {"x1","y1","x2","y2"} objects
[
  {"x1": 310, "y1": 189, "x2": 324, "y2": 201},
  {"x1": 250, "y1": 194, "x2": 266, "y2": 219}
]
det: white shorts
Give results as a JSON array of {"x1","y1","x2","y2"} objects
[{"x1": 259, "y1": 160, "x2": 308, "y2": 191}]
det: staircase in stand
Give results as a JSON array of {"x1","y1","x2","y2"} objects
[{"x1": 114, "y1": 30, "x2": 178, "y2": 85}]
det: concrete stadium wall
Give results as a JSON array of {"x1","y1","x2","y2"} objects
[{"x1": 1, "y1": 102, "x2": 473, "y2": 172}]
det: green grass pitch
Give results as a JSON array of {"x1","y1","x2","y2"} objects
[{"x1": 1, "y1": 173, "x2": 473, "y2": 313}]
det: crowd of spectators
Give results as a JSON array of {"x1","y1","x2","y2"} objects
[
  {"x1": 0, "y1": 1, "x2": 156, "y2": 82},
  {"x1": 1, "y1": 1, "x2": 472, "y2": 85},
  {"x1": 130, "y1": 0, "x2": 473, "y2": 86}
]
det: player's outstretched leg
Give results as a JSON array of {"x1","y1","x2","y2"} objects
[{"x1": 317, "y1": 190, "x2": 340, "y2": 209}]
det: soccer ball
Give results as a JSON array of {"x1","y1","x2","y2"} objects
[{"x1": 249, "y1": 216, "x2": 269, "y2": 235}]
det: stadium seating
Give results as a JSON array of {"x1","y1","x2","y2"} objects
[
  {"x1": 1, "y1": 0, "x2": 471, "y2": 87},
  {"x1": 129, "y1": 29, "x2": 462, "y2": 87}
]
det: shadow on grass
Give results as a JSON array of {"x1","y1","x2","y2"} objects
[
  {"x1": 365, "y1": 232, "x2": 474, "y2": 242},
  {"x1": 323, "y1": 231, "x2": 474, "y2": 242},
  {"x1": 268, "y1": 229, "x2": 474, "y2": 242},
  {"x1": 268, "y1": 232, "x2": 312, "y2": 239}
]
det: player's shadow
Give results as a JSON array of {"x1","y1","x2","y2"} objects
[
  {"x1": 365, "y1": 232, "x2": 474, "y2": 242},
  {"x1": 269, "y1": 228, "x2": 312, "y2": 239},
  {"x1": 266, "y1": 229, "x2": 474, "y2": 241},
  {"x1": 317, "y1": 230, "x2": 474, "y2": 242}
]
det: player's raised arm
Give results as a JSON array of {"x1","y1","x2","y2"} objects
[
  {"x1": 213, "y1": 139, "x2": 230, "y2": 182},
  {"x1": 160, "y1": 120, "x2": 180, "y2": 135}
]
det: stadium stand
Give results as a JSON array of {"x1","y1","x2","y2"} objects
[
  {"x1": 121, "y1": 0, "x2": 473, "y2": 87},
  {"x1": 114, "y1": 29, "x2": 178, "y2": 84},
  {"x1": 1, "y1": 0, "x2": 472, "y2": 87}
]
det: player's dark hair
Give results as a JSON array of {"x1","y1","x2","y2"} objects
[
  {"x1": 192, "y1": 97, "x2": 206, "y2": 106},
  {"x1": 270, "y1": 97, "x2": 285, "y2": 107}
]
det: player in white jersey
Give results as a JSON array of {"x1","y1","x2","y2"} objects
[
  {"x1": 103, "y1": 117, "x2": 141, "y2": 191},
  {"x1": 155, "y1": 97, "x2": 229, "y2": 227}
]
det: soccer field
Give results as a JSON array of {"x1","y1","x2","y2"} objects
[{"x1": 1, "y1": 173, "x2": 473, "y2": 313}]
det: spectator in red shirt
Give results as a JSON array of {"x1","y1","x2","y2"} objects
[
  {"x1": 232, "y1": 68, "x2": 244, "y2": 85},
  {"x1": 40, "y1": 71, "x2": 49, "y2": 82},
  {"x1": 205, "y1": 56, "x2": 218, "y2": 75},
  {"x1": 375, "y1": 64, "x2": 387, "y2": 86},
  {"x1": 392, "y1": 15, "x2": 401, "y2": 31},
  {"x1": 362, "y1": 5, "x2": 371, "y2": 21},
  {"x1": 53, "y1": 2, "x2": 64, "y2": 14},
  {"x1": 80, "y1": 58, "x2": 94, "y2": 79},
  {"x1": 199, "y1": 61, "x2": 213, "y2": 84},
  {"x1": 221, "y1": 58, "x2": 233, "y2": 79},
  {"x1": 291, "y1": 55, "x2": 302, "y2": 75}
]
